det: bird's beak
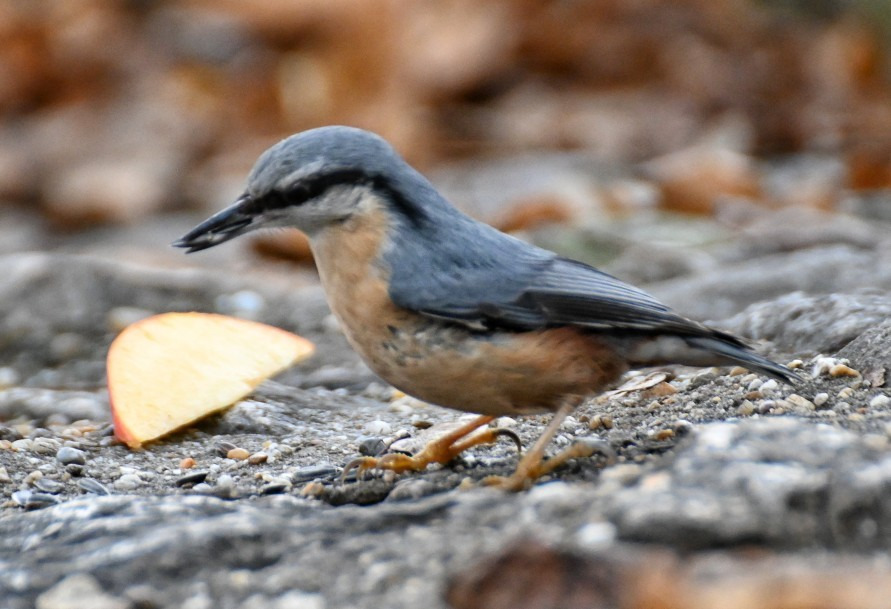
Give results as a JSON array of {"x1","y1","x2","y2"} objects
[{"x1": 173, "y1": 193, "x2": 256, "y2": 253}]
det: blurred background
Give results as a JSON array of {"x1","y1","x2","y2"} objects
[{"x1": 2, "y1": 0, "x2": 891, "y2": 269}]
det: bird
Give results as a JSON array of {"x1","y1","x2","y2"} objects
[{"x1": 174, "y1": 125, "x2": 797, "y2": 491}]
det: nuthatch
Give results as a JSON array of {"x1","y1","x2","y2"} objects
[{"x1": 175, "y1": 126, "x2": 795, "y2": 490}]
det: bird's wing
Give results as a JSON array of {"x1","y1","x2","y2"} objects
[{"x1": 389, "y1": 240, "x2": 711, "y2": 336}]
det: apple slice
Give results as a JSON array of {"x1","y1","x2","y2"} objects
[{"x1": 108, "y1": 312, "x2": 314, "y2": 448}]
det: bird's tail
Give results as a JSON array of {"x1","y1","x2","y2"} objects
[
  {"x1": 684, "y1": 333, "x2": 799, "y2": 384},
  {"x1": 619, "y1": 330, "x2": 799, "y2": 384}
]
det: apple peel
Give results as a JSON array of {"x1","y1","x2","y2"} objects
[{"x1": 108, "y1": 312, "x2": 314, "y2": 448}]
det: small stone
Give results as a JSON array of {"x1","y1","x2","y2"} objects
[
  {"x1": 34, "y1": 478, "x2": 64, "y2": 494},
  {"x1": 11, "y1": 439, "x2": 33, "y2": 452},
  {"x1": 560, "y1": 416, "x2": 579, "y2": 431},
  {"x1": 830, "y1": 363, "x2": 860, "y2": 378},
  {"x1": 226, "y1": 447, "x2": 250, "y2": 460},
  {"x1": 652, "y1": 429, "x2": 675, "y2": 441},
  {"x1": 270, "y1": 591, "x2": 325, "y2": 609},
  {"x1": 248, "y1": 452, "x2": 268, "y2": 465},
  {"x1": 114, "y1": 474, "x2": 142, "y2": 491},
  {"x1": 292, "y1": 464, "x2": 339, "y2": 484},
  {"x1": 175, "y1": 471, "x2": 209, "y2": 487},
  {"x1": 838, "y1": 387, "x2": 854, "y2": 399},
  {"x1": 0, "y1": 366, "x2": 19, "y2": 388},
  {"x1": 760, "y1": 379, "x2": 779, "y2": 394},
  {"x1": 261, "y1": 482, "x2": 290, "y2": 495},
  {"x1": 813, "y1": 392, "x2": 830, "y2": 407},
  {"x1": 644, "y1": 382, "x2": 678, "y2": 398},
  {"x1": 869, "y1": 395, "x2": 891, "y2": 408},
  {"x1": 23, "y1": 470, "x2": 44, "y2": 486},
  {"x1": 56, "y1": 446, "x2": 87, "y2": 466},
  {"x1": 363, "y1": 420, "x2": 392, "y2": 435},
  {"x1": 0, "y1": 466, "x2": 10, "y2": 483},
  {"x1": 31, "y1": 437, "x2": 61, "y2": 455},
  {"x1": 786, "y1": 394, "x2": 815, "y2": 410},
  {"x1": 36, "y1": 573, "x2": 128, "y2": 609},
  {"x1": 575, "y1": 521, "x2": 617, "y2": 550},
  {"x1": 78, "y1": 478, "x2": 110, "y2": 495},
  {"x1": 300, "y1": 481, "x2": 326, "y2": 498},
  {"x1": 215, "y1": 474, "x2": 235, "y2": 492},
  {"x1": 357, "y1": 436, "x2": 387, "y2": 457},
  {"x1": 180, "y1": 457, "x2": 197, "y2": 469},
  {"x1": 214, "y1": 441, "x2": 237, "y2": 457},
  {"x1": 737, "y1": 400, "x2": 755, "y2": 416},
  {"x1": 746, "y1": 378, "x2": 763, "y2": 392},
  {"x1": 786, "y1": 359, "x2": 804, "y2": 369},
  {"x1": 214, "y1": 290, "x2": 265, "y2": 317},
  {"x1": 728, "y1": 366, "x2": 748, "y2": 376},
  {"x1": 13, "y1": 490, "x2": 59, "y2": 510}
]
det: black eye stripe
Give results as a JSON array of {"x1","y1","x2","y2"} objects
[{"x1": 250, "y1": 169, "x2": 426, "y2": 225}]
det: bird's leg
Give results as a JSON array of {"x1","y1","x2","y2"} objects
[
  {"x1": 343, "y1": 414, "x2": 516, "y2": 481},
  {"x1": 483, "y1": 401, "x2": 613, "y2": 492}
]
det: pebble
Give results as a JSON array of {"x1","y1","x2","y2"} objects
[
  {"x1": 651, "y1": 429, "x2": 675, "y2": 441},
  {"x1": 78, "y1": 478, "x2": 110, "y2": 495},
  {"x1": 869, "y1": 395, "x2": 891, "y2": 408},
  {"x1": 180, "y1": 457, "x2": 197, "y2": 469},
  {"x1": 786, "y1": 394, "x2": 815, "y2": 410},
  {"x1": 291, "y1": 464, "x2": 339, "y2": 484},
  {"x1": 35, "y1": 573, "x2": 129, "y2": 609},
  {"x1": 813, "y1": 392, "x2": 830, "y2": 407},
  {"x1": 363, "y1": 420, "x2": 392, "y2": 435},
  {"x1": 23, "y1": 470, "x2": 43, "y2": 486},
  {"x1": 214, "y1": 441, "x2": 238, "y2": 457},
  {"x1": 746, "y1": 378, "x2": 763, "y2": 392},
  {"x1": 248, "y1": 452, "x2": 268, "y2": 465},
  {"x1": 215, "y1": 474, "x2": 235, "y2": 492},
  {"x1": 357, "y1": 436, "x2": 387, "y2": 457},
  {"x1": 560, "y1": 416, "x2": 579, "y2": 431},
  {"x1": 31, "y1": 437, "x2": 61, "y2": 455},
  {"x1": 737, "y1": 400, "x2": 755, "y2": 416},
  {"x1": 830, "y1": 363, "x2": 860, "y2": 378},
  {"x1": 261, "y1": 482, "x2": 290, "y2": 495},
  {"x1": 760, "y1": 379, "x2": 779, "y2": 395},
  {"x1": 34, "y1": 478, "x2": 64, "y2": 494},
  {"x1": 11, "y1": 439, "x2": 33, "y2": 452},
  {"x1": 838, "y1": 387, "x2": 854, "y2": 399},
  {"x1": 226, "y1": 447, "x2": 250, "y2": 460},
  {"x1": 114, "y1": 474, "x2": 142, "y2": 491},
  {"x1": 175, "y1": 471, "x2": 209, "y2": 487},
  {"x1": 589, "y1": 415, "x2": 614, "y2": 430},
  {"x1": 214, "y1": 290, "x2": 265, "y2": 317},
  {"x1": 56, "y1": 446, "x2": 87, "y2": 466},
  {"x1": 12, "y1": 490, "x2": 60, "y2": 510},
  {"x1": 0, "y1": 465, "x2": 10, "y2": 483},
  {"x1": 0, "y1": 366, "x2": 19, "y2": 388}
]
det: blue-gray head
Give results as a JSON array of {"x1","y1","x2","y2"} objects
[{"x1": 174, "y1": 126, "x2": 440, "y2": 252}]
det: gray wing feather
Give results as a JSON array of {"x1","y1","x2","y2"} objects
[{"x1": 386, "y1": 217, "x2": 710, "y2": 336}]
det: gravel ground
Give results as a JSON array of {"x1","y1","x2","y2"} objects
[{"x1": 2, "y1": 197, "x2": 891, "y2": 608}]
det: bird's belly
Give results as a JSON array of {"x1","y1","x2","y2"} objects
[{"x1": 342, "y1": 310, "x2": 627, "y2": 416}]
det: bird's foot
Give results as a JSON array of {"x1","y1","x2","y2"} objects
[
  {"x1": 341, "y1": 415, "x2": 521, "y2": 482},
  {"x1": 481, "y1": 437, "x2": 616, "y2": 491}
]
